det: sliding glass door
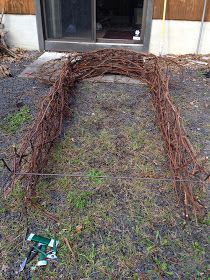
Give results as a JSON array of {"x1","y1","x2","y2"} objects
[
  {"x1": 44, "y1": 0, "x2": 95, "y2": 41},
  {"x1": 37, "y1": 0, "x2": 151, "y2": 52}
]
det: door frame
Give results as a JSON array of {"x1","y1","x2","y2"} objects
[{"x1": 35, "y1": 0, "x2": 154, "y2": 52}]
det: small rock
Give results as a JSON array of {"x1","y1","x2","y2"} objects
[
  {"x1": 203, "y1": 71, "x2": 210, "y2": 78},
  {"x1": 205, "y1": 103, "x2": 210, "y2": 109},
  {"x1": 203, "y1": 141, "x2": 210, "y2": 155},
  {"x1": 2, "y1": 264, "x2": 9, "y2": 272},
  {"x1": 16, "y1": 101, "x2": 25, "y2": 108}
]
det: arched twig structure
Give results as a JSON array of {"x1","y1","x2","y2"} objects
[{"x1": 5, "y1": 49, "x2": 207, "y2": 217}]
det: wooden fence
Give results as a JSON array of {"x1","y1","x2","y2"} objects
[
  {"x1": 0, "y1": 0, "x2": 35, "y2": 15},
  {"x1": 153, "y1": 0, "x2": 210, "y2": 21},
  {"x1": 0, "y1": 0, "x2": 210, "y2": 21}
]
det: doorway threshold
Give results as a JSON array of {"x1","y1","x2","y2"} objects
[{"x1": 45, "y1": 40, "x2": 145, "y2": 53}]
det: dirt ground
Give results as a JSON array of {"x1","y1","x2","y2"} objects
[
  {"x1": 0, "y1": 51, "x2": 49, "y2": 187},
  {"x1": 0, "y1": 52, "x2": 210, "y2": 280}
]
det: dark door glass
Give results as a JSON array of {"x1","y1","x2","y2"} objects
[{"x1": 44, "y1": 0, "x2": 93, "y2": 40}]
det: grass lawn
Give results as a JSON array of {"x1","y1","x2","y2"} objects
[{"x1": 0, "y1": 82, "x2": 209, "y2": 280}]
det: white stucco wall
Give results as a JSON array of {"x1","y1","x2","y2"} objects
[
  {"x1": 149, "y1": 19, "x2": 210, "y2": 55},
  {"x1": 2, "y1": 14, "x2": 39, "y2": 50},
  {"x1": 2, "y1": 15, "x2": 210, "y2": 54}
]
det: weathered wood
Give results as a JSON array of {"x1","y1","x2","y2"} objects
[
  {"x1": 0, "y1": 0, "x2": 35, "y2": 15},
  {"x1": 0, "y1": 0, "x2": 210, "y2": 21},
  {"x1": 153, "y1": 0, "x2": 210, "y2": 21}
]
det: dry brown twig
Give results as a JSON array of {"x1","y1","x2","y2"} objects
[
  {"x1": 63, "y1": 237, "x2": 75, "y2": 259},
  {"x1": 4, "y1": 49, "x2": 208, "y2": 218},
  {"x1": 0, "y1": 64, "x2": 11, "y2": 77},
  {"x1": 0, "y1": 33, "x2": 16, "y2": 58}
]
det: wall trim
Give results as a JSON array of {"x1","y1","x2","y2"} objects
[{"x1": 35, "y1": 0, "x2": 44, "y2": 51}]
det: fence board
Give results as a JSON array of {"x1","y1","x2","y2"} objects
[
  {"x1": 0, "y1": 0, "x2": 35, "y2": 15},
  {"x1": 0, "y1": 0, "x2": 210, "y2": 21},
  {"x1": 153, "y1": 0, "x2": 210, "y2": 21}
]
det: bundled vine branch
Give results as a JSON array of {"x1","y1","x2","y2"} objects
[{"x1": 5, "y1": 49, "x2": 207, "y2": 217}]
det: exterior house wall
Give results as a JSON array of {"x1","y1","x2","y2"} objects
[
  {"x1": 2, "y1": 14, "x2": 39, "y2": 50},
  {"x1": 149, "y1": 20, "x2": 210, "y2": 54},
  {"x1": 150, "y1": 0, "x2": 210, "y2": 54},
  {"x1": 0, "y1": 0, "x2": 38, "y2": 50},
  {"x1": 0, "y1": 0, "x2": 210, "y2": 54}
]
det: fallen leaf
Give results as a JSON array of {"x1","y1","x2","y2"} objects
[{"x1": 75, "y1": 225, "x2": 83, "y2": 234}]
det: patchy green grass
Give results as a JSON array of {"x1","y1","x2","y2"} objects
[
  {"x1": 87, "y1": 169, "x2": 105, "y2": 185},
  {"x1": 67, "y1": 190, "x2": 94, "y2": 209},
  {"x1": 0, "y1": 106, "x2": 32, "y2": 134},
  {"x1": 0, "y1": 82, "x2": 209, "y2": 279}
]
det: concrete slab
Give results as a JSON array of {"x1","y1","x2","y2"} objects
[
  {"x1": 114, "y1": 75, "x2": 143, "y2": 85},
  {"x1": 19, "y1": 51, "x2": 66, "y2": 78},
  {"x1": 86, "y1": 75, "x2": 146, "y2": 85},
  {"x1": 86, "y1": 75, "x2": 115, "y2": 83}
]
